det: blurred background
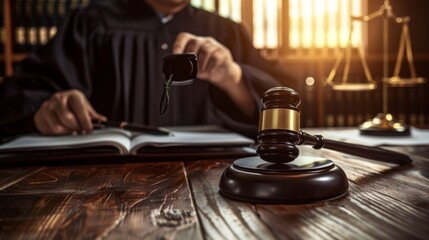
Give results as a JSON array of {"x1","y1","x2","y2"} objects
[{"x1": 1, "y1": 0, "x2": 428, "y2": 128}]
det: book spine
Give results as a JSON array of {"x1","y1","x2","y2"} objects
[
  {"x1": 10, "y1": 0, "x2": 91, "y2": 54},
  {"x1": 14, "y1": 0, "x2": 26, "y2": 53},
  {"x1": 49, "y1": 0, "x2": 58, "y2": 38},
  {"x1": 28, "y1": 0, "x2": 39, "y2": 52},
  {"x1": 64, "y1": 0, "x2": 71, "y2": 14},
  {"x1": 38, "y1": 0, "x2": 49, "y2": 45},
  {"x1": 57, "y1": 0, "x2": 65, "y2": 21}
]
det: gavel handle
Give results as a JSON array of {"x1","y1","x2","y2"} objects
[{"x1": 299, "y1": 131, "x2": 412, "y2": 165}]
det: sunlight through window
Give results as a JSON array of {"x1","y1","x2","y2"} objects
[
  {"x1": 191, "y1": 0, "x2": 363, "y2": 52},
  {"x1": 290, "y1": 0, "x2": 363, "y2": 49}
]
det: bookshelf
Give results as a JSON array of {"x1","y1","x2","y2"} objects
[{"x1": 1, "y1": 0, "x2": 90, "y2": 77}]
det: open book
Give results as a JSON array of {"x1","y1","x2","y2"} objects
[{"x1": 0, "y1": 125, "x2": 256, "y2": 163}]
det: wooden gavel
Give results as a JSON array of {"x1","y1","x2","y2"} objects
[{"x1": 256, "y1": 87, "x2": 412, "y2": 165}]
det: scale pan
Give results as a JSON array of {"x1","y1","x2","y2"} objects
[
  {"x1": 328, "y1": 82, "x2": 377, "y2": 91},
  {"x1": 384, "y1": 77, "x2": 426, "y2": 87}
]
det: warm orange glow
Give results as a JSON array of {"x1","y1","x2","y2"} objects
[
  {"x1": 327, "y1": 0, "x2": 338, "y2": 48},
  {"x1": 351, "y1": 0, "x2": 362, "y2": 46},
  {"x1": 191, "y1": 0, "x2": 240, "y2": 22},
  {"x1": 191, "y1": 0, "x2": 215, "y2": 12},
  {"x1": 289, "y1": 0, "x2": 300, "y2": 48},
  {"x1": 253, "y1": 0, "x2": 279, "y2": 48},
  {"x1": 219, "y1": 0, "x2": 241, "y2": 22},
  {"x1": 314, "y1": 0, "x2": 326, "y2": 48},
  {"x1": 265, "y1": 0, "x2": 279, "y2": 48},
  {"x1": 253, "y1": 0, "x2": 264, "y2": 48},
  {"x1": 301, "y1": 0, "x2": 313, "y2": 48},
  {"x1": 191, "y1": 0, "x2": 363, "y2": 50},
  {"x1": 306, "y1": 77, "x2": 315, "y2": 86},
  {"x1": 290, "y1": 0, "x2": 363, "y2": 49}
]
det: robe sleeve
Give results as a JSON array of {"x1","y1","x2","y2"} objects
[{"x1": 0, "y1": 9, "x2": 91, "y2": 137}]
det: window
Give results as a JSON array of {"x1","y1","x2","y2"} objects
[
  {"x1": 191, "y1": 0, "x2": 241, "y2": 22},
  {"x1": 190, "y1": 0, "x2": 216, "y2": 12},
  {"x1": 192, "y1": 0, "x2": 365, "y2": 56},
  {"x1": 253, "y1": 0, "x2": 280, "y2": 49},
  {"x1": 289, "y1": 0, "x2": 363, "y2": 50}
]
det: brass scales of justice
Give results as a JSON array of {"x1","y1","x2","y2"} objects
[{"x1": 325, "y1": 0, "x2": 426, "y2": 136}]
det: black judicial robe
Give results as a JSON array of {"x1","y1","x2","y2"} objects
[{"x1": 0, "y1": 0, "x2": 295, "y2": 137}]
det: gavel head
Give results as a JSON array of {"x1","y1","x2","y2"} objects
[{"x1": 257, "y1": 87, "x2": 301, "y2": 164}]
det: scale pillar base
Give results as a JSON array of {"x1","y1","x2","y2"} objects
[{"x1": 359, "y1": 113, "x2": 410, "y2": 136}]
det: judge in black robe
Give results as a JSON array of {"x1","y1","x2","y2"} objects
[{"x1": 0, "y1": 0, "x2": 296, "y2": 138}]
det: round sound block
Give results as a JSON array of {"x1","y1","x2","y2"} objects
[{"x1": 219, "y1": 156, "x2": 349, "y2": 204}]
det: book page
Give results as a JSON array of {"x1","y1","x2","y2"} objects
[
  {"x1": 0, "y1": 128, "x2": 133, "y2": 154},
  {"x1": 129, "y1": 126, "x2": 254, "y2": 154}
]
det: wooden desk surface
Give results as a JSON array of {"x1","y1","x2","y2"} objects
[{"x1": 0, "y1": 145, "x2": 428, "y2": 239}]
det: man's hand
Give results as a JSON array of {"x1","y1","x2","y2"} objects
[
  {"x1": 173, "y1": 32, "x2": 254, "y2": 118},
  {"x1": 34, "y1": 89, "x2": 106, "y2": 135},
  {"x1": 173, "y1": 32, "x2": 242, "y2": 89}
]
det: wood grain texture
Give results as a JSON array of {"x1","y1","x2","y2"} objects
[
  {"x1": 0, "y1": 145, "x2": 428, "y2": 239},
  {"x1": 185, "y1": 160, "x2": 277, "y2": 240},
  {"x1": 0, "y1": 167, "x2": 45, "y2": 191},
  {"x1": 185, "y1": 145, "x2": 429, "y2": 240},
  {"x1": 0, "y1": 161, "x2": 202, "y2": 239},
  {"x1": 254, "y1": 146, "x2": 429, "y2": 239}
]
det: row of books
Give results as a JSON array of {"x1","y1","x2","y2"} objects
[{"x1": 0, "y1": 0, "x2": 91, "y2": 54}]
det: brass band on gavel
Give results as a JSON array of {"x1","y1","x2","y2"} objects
[{"x1": 258, "y1": 108, "x2": 300, "y2": 132}]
